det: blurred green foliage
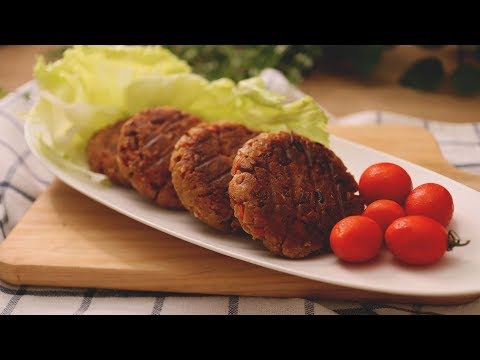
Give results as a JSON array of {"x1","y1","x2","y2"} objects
[
  {"x1": 164, "y1": 45, "x2": 323, "y2": 83},
  {"x1": 450, "y1": 63, "x2": 480, "y2": 96},
  {"x1": 401, "y1": 45, "x2": 480, "y2": 95},
  {"x1": 0, "y1": 88, "x2": 8, "y2": 99},
  {"x1": 400, "y1": 57, "x2": 445, "y2": 91},
  {"x1": 45, "y1": 45, "x2": 480, "y2": 96},
  {"x1": 43, "y1": 45, "x2": 72, "y2": 64},
  {"x1": 312, "y1": 45, "x2": 388, "y2": 79}
]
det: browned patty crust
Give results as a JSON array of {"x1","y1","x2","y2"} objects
[
  {"x1": 229, "y1": 132, "x2": 365, "y2": 259},
  {"x1": 170, "y1": 123, "x2": 259, "y2": 232},
  {"x1": 86, "y1": 119, "x2": 131, "y2": 187},
  {"x1": 117, "y1": 107, "x2": 203, "y2": 209}
]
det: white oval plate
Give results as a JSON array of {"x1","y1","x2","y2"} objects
[{"x1": 25, "y1": 121, "x2": 480, "y2": 298}]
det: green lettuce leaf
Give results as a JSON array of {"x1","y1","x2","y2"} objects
[
  {"x1": 27, "y1": 45, "x2": 329, "y2": 183},
  {"x1": 126, "y1": 74, "x2": 329, "y2": 140},
  {"x1": 34, "y1": 45, "x2": 191, "y2": 105}
]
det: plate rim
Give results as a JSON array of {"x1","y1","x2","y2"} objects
[{"x1": 24, "y1": 120, "x2": 480, "y2": 298}]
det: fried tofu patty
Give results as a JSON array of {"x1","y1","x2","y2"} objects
[
  {"x1": 170, "y1": 123, "x2": 259, "y2": 232},
  {"x1": 86, "y1": 119, "x2": 131, "y2": 187},
  {"x1": 117, "y1": 107, "x2": 203, "y2": 209},
  {"x1": 228, "y1": 132, "x2": 365, "y2": 259}
]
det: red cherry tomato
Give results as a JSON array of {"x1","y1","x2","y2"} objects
[
  {"x1": 404, "y1": 183, "x2": 454, "y2": 227},
  {"x1": 363, "y1": 199, "x2": 406, "y2": 233},
  {"x1": 385, "y1": 215, "x2": 447, "y2": 265},
  {"x1": 359, "y1": 162, "x2": 413, "y2": 205},
  {"x1": 330, "y1": 216, "x2": 383, "y2": 263}
]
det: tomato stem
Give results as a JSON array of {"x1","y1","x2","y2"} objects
[{"x1": 447, "y1": 230, "x2": 470, "y2": 251}]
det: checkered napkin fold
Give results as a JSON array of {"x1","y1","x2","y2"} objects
[{"x1": 0, "y1": 70, "x2": 479, "y2": 315}]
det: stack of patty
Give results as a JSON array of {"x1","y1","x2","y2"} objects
[{"x1": 86, "y1": 106, "x2": 364, "y2": 259}]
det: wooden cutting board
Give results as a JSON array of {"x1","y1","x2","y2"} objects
[{"x1": 1, "y1": 124, "x2": 479, "y2": 305}]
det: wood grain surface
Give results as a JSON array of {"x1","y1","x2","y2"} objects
[{"x1": 1, "y1": 124, "x2": 479, "y2": 305}]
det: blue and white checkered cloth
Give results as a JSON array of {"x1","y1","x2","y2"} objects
[{"x1": 1, "y1": 73, "x2": 479, "y2": 315}]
